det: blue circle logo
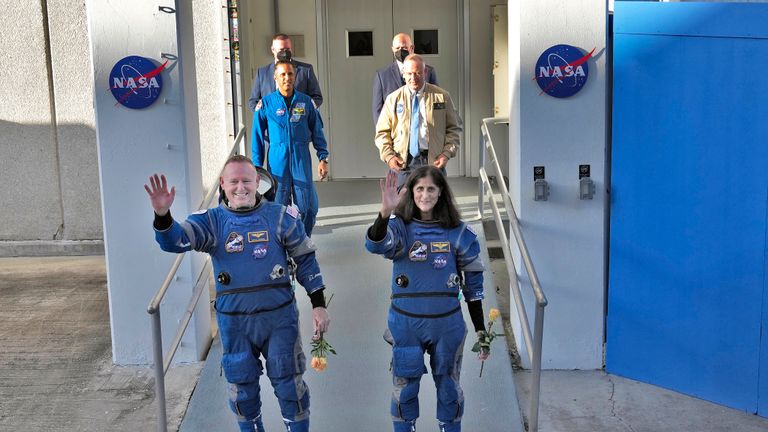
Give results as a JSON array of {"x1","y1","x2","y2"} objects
[
  {"x1": 535, "y1": 45, "x2": 593, "y2": 98},
  {"x1": 109, "y1": 56, "x2": 166, "y2": 109}
]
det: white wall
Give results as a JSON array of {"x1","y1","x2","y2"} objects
[
  {"x1": 509, "y1": 0, "x2": 607, "y2": 369},
  {"x1": 87, "y1": 0, "x2": 214, "y2": 364},
  {"x1": 0, "y1": 0, "x2": 102, "y2": 245}
]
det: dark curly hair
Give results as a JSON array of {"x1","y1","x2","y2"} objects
[{"x1": 394, "y1": 166, "x2": 461, "y2": 228}]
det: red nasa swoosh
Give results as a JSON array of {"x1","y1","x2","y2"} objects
[
  {"x1": 114, "y1": 60, "x2": 169, "y2": 106},
  {"x1": 536, "y1": 47, "x2": 595, "y2": 95}
]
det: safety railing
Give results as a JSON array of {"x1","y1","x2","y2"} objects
[
  {"x1": 147, "y1": 126, "x2": 246, "y2": 432},
  {"x1": 477, "y1": 117, "x2": 548, "y2": 432}
]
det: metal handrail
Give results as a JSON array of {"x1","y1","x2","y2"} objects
[
  {"x1": 147, "y1": 126, "x2": 246, "y2": 432},
  {"x1": 478, "y1": 117, "x2": 548, "y2": 432}
]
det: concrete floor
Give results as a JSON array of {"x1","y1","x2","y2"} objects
[{"x1": 0, "y1": 256, "x2": 200, "y2": 431}]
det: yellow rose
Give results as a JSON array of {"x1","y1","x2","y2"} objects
[
  {"x1": 311, "y1": 356, "x2": 327, "y2": 372},
  {"x1": 488, "y1": 308, "x2": 500, "y2": 322}
]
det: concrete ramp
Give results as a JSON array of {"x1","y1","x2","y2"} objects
[{"x1": 180, "y1": 179, "x2": 522, "y2": 431}]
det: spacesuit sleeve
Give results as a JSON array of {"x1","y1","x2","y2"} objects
[
  {"x1": 365, "y1": 216, "x2": 406, "y2": 259},
  {"x1": 456, "y1": 223, "x2": 485, "y2": 302},
  {"x1": 308, "y1": 105, "x2": 329, "y2": 161},
  {"x1": 154, "y1": 210, "x2": 217, "y2": 254},
  {"x1": 251, "y1": 105, "x2": 268, "y2": 167},
  {"x1": 279, "y1": 208, "x2": 325, "y2": 294}
]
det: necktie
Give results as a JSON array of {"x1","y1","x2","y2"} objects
[{"x1": 409, "y1": 93, "x2": 420, "y2": 158}]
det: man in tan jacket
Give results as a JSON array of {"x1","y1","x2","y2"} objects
[{"x1": 375, "y1": 54, "x2": 462, "y2": 186}]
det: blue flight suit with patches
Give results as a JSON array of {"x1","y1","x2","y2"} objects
[
  {"x1": 366, "y1": 218, "x2": 485, "y2": 432},
  {"x1": 252, "y1": 90, "x2": 329, "y2": 236},
  {"x1": 155, "y1": 199, "x2": 324, "y2": 432}
]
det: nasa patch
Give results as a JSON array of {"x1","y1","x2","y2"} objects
[
  {"x1": 396, "y1": 103, "x2": 404, "y2": 115},
  {"x1": 252, "y1": 244, "x2": 268, "y2": 259},
  {"x1": 225, "y1": 232, "x2": 244, "y2": 253},
  {"x1": 534, "y1": 44, "x2": 594, "y2": 98},
  {"x1": 432, "y1": 255, "x2": 448, "y2": 269},
  {"x1": 276, "y1": 108, "x2": 286, "y2": 116},
  {"x1": 408, "y1": 241, "x2": 428, "y2": 262},
  {"x1": 109, "y1": 56, "x2": 166, "y2": 109}
]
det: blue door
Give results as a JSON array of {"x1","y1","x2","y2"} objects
[{"x1": 608, "y1": 2, "x2": 768, "y2": 415}]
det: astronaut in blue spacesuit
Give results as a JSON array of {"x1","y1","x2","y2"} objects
[
  {"x1": 365, "y1": 167, "x2": 491, "y2": 432},
  {"x1": 144, "y1": 155, "x2": 331, "y2": 432},
  {"x1": 252, "y1": 60, "x2": 329, "y2": 237}
]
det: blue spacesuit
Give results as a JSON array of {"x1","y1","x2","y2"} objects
[
  {"x1": 366, "y1": 217, "x2": 485, "y2": 432},
  {"x1": 155, "y1": 199, "x2": 324, "y2": 432},
  {"x1": 252, "y1": 90, "x2": 329, "y2": 236}
]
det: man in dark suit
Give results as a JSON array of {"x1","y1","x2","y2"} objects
[
  {"x1": 372, "y1": 33, "x2": 438, "y2": 123},
  {"x1": 248, "y1": 34, "x2": 323, "y2": 111}
]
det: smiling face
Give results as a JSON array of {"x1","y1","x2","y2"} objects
[
  {"x1": 274, "y1": 62, "x2": 296, "y2": 96},
  {"x1": 412, "y1": 175, "x2": 440, "y2": 220},
  {"x1": 220, "y1": 161, "x2": 260, "y2": 209}
]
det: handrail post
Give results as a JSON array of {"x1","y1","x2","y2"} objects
[
  {"x1": 478, "y1": 123, "x2": 486, "y2": 218},
  {"x1": 529, "y1": 303, "x2": 546, "y2": 432},
  {"x1": 150, "y1": 311, "x2": 168, "y2": 432}
]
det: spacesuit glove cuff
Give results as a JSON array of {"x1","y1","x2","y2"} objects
[
  {"x1": 153, "y1": 211, "x2": 173, "y2": 231},
  {"x1": 309, "y1": 288, "x2": 326, "y2": 308}
]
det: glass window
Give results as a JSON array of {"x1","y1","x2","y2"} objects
[
  {"x1": 348, "y1": 31, "x2": 373, "y2": 57},
  {"x1": 414, "y1": 29, "x2": 438, "y2": 55}
]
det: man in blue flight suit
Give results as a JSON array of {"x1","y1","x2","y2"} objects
[
  {"x1": 144, "y1": 155, "x2": 331, "y2": 432},
  {"x1": 252, "y1": 60, "x2": 329, "y2": 236},
  {"x1": 248, "y1": 33, "x2": 323, "y2": 111}
]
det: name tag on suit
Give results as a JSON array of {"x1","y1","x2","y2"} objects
[{"x1": 433, "y1": 102, "x2": 446, "y2": 110}]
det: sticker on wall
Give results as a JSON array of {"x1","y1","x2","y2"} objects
[
  {"x1": 109, "y1": 56, "x2": 167, "y2": 109},
  {"x1": 534, "y1": 45, "x2": 594, "y2": 98}
]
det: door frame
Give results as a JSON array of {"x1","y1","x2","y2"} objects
[{"x1": 315, "y1": 0, "x2": 468, "y2": 178}]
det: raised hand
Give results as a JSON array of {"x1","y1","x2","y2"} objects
[
  {"x1": 144, "y1": 174, "x2": 176, "y2": 216},
  {"x1": 379, "y1": 170, "x2": 400, "y2": 218}
]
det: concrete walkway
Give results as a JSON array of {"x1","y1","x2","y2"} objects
[{"x1": 180, "y1": 178, "x2": 522, "y2": 431}]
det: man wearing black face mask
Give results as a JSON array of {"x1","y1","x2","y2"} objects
[
  {"x1": 372, "y1": 33, "x2": 438, "y2": 124},
  {"x1": 248, "y1": 33, "x2": 323, "y2": 111}
]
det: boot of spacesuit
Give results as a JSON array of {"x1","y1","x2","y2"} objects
[
  {"x1": 393, "y1": 419, "x2": 417, "y2": 432},
  {"x1": 283, "y1": 418, "x2": 309, "y2": 432},
  {"x1": 237, "y1": 415, "x2": 266, "y2": 432},
  {"x1": 437, "y1": 420, "x2": 460, "y2": 432}
]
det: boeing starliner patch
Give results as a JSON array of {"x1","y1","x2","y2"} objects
[
  {"x1": 409, "y1": 241, "x2": 428, "y2": 261},
  {"x1": 225, "y1": 232, "x2": 244, "y2": 253}
]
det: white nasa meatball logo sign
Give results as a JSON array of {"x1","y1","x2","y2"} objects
[
  {"x1": 109, "y1": 56, "x2": 167, "y2": 109},
  {"x1": 535, "y1": 45, "x2": 594, "y2": 98}
]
